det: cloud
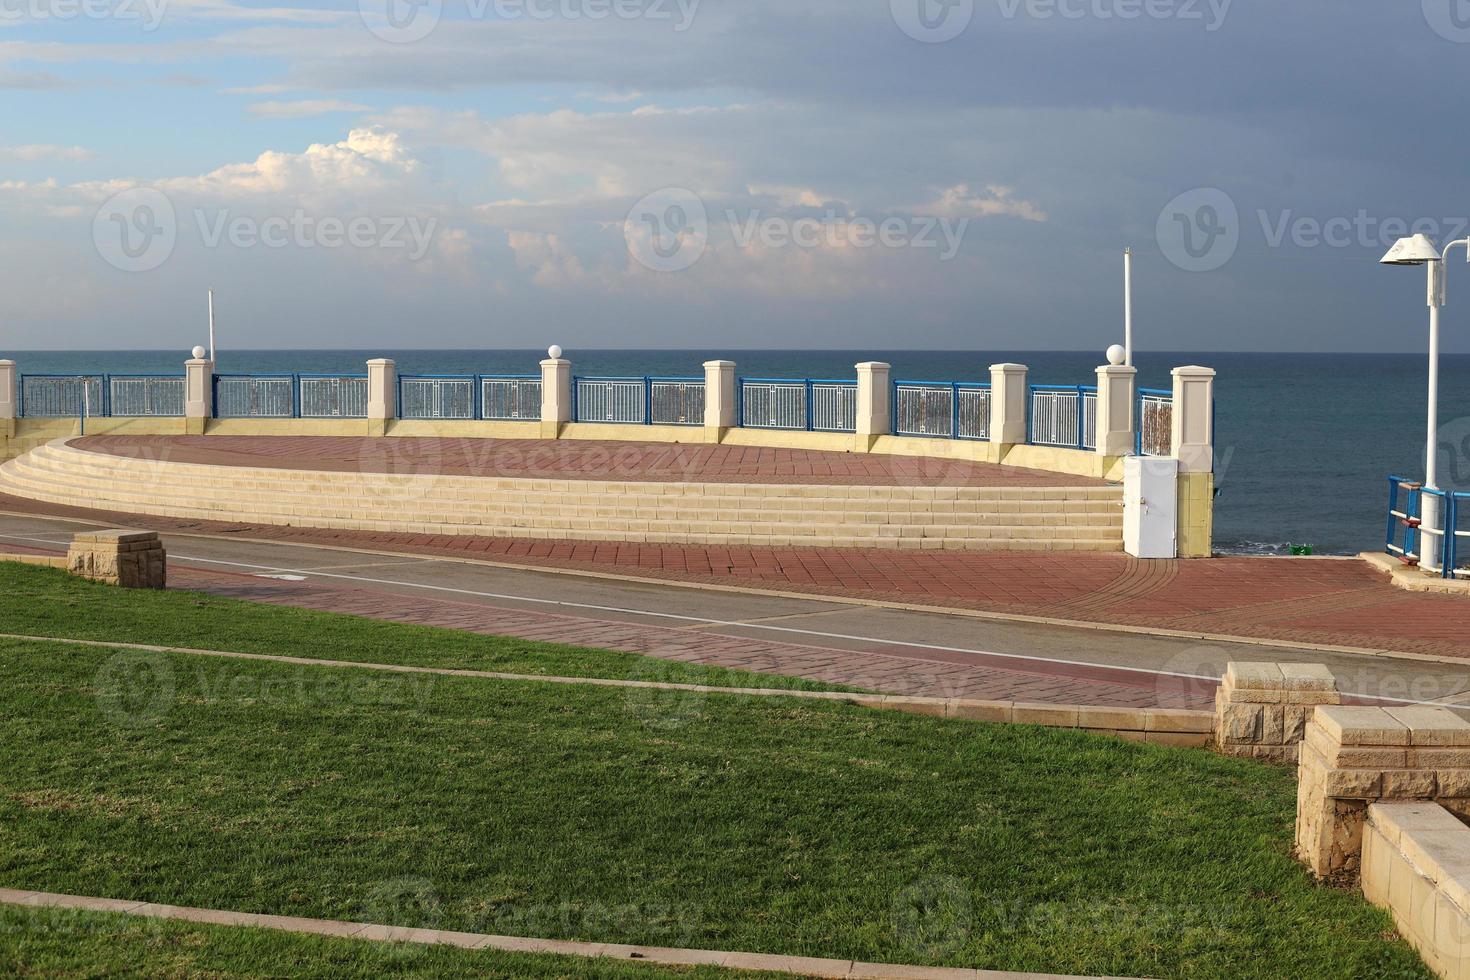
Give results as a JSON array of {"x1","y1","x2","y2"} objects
[
  {"x1": 0, "y1": 144, "x2": 93, "y2": 162},
  {"x1": 247, "y1": 99, "x2": 372, "y2": 119}
]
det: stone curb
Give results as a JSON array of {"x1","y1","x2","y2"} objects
[
  {"x1": 0, "y1": 630, "x2": 1214, "y2": 744},
  {"x1": 1360, "y1": 551, "x2": 1470, "y2": 597},
  {"x1": 0, "y1": 888, "x2": 1136, "y2": 980}
]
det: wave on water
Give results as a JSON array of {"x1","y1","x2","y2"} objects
[{"x1": 1212, "y1": 539, "x2": 1355, "y2": 558}]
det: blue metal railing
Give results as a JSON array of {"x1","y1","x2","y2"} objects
[
  {"x1": 1384, "y1": 476, "x2": 1464, "y2": 576},
  {"x1": 891, "y1": 380, "x2": 991, "y2": 440},
  {"x1": 1028, "y1": 384, "x2": 1096, "y2": 450},
  {"x1": 298, "y1": 374, "x2": 368, "y2": 418},
  {"x1": 213, "y1": 374, "x2": 298, "y2": 418},
  {"x1": 1136, "y1": 388, "x2": 1173, "y2": 457},
  {"x1": 738, "y1": 377, "x2": 856, "y2": 432},
  {"x1": 396, "y1": 374, "x2": 541, "y2": 421},
  {"x1": 480, "y1": 375, "x2": 541, "y2": 421},
  {"x1": 19, "y1": 373, "x2": 186, "y2": 420}
]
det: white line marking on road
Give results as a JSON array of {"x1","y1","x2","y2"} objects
[{"x1": 0, "y1": 528, "x2": 1455, "y2": 705}]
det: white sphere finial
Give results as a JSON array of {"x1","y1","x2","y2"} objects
[
  {"x1": 191, "y1": 345, "x2": 207, "y2": 360},
  {"x1": 548, "y1": 344, "x2": 563, "y2": 360},
  {"x1": 1105, "y1": 344, "x2": 1125, "y2": 366}
]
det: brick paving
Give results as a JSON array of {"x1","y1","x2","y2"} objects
[
  {"x1": 4, "y1": 481, "x2": 1469, "y2": 660},
  {"x1": 3, "y1": 487, "x2": 1466, "y2": 661},
  {"x1": 162, "y1": 564, "x2": 1198, "y2": 708},
  {"x1": 72, "y1": 435, "x2": 1106, "y2": 487}
]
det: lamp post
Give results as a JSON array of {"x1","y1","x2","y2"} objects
[{"x1": 1380, "y1": 232, "x2": 1470, "y2": 572}]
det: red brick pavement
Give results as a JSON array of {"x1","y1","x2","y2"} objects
[
  {"x1": 166, "y1": 564, "x2": 1203, "y2": 708},
  {"x1": 1, "y1": 488, "x2": 1465, "y2": 660},
  {"x1": 73, "y1": 435, "x2": 1106, "y2": 487}
]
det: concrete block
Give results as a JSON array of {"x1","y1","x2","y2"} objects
[{"x1": 1314, "y1": 706, "x2": 1411, "y2": 746}]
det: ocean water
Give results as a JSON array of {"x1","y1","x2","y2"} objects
[{"x1": 7, "y1": 348, "x2": 1466, "y2": 558}]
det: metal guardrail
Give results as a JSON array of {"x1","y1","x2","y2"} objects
[
  {"x1": 738, "y1": 378, "x2": 856, "y2": 432},
  {"x1": 481, "y1": 376, "x2": 540, "y2": 421},
  {"x1": 1028, "y1": 385, "x2": 1096, "y2": 450},
  {"x1": 892, "y1": 381, "x2": 991, "y2": 440},
  {"x1": 649, "y1": 379, "x2": 704, "y2": 426},
  {"x1": 299, "y1": 375, "x2": 367, "y2": 418},
  {"x1": 213, "y1": 374, "x2": 297, "y2": 418},
  {"x1": 399, "y1": 376, "x2": 475, "y2": 420},
  {"x1": 1386, "y1": 476, "x2": 1469, "y2": 578},
  {"x1": 1137, "y1": 388, "x2": 1173, "y2": 457},
  {"x1": 109, "y1": 375, "x2": 185, "y2": 417},
  {"x1": 574, "y1": 377, "x2": 646, "y2": 424},
  {"x1": 19, "y1": 375, "x2": 101, "y2": 418}
]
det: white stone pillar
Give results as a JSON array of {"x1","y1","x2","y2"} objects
[
  {"x1": 988, "y1": 363, "x2": 1028, "y2": 447},
  {"x1": 0, "y1": 359, "x2": 15, "y2": 438},
  {"x1": 1094, "y1": 363, "x2": 1137, "y2": 457},
  {"x1": 184, "y1": 354, "x2": 213, "y2": 436},
  {"x1": 1172, "y1": 365, "x2": 1216, "y2": 558},
  {"x1": 1171, "y1": 366, "x2": 1215, "y2": 473},
  {"x1": 703, "y1": 360, "x2": 736, "y2": 440},
  {"x1": 540, "y1": 354, "x2": 572, "y2": 439},
  {"x1": 855, "y1": 361, "x2": 891, "y2": 449},
  {"x1": 366, "y1": 358, "x2": 396, "y2": 437}
]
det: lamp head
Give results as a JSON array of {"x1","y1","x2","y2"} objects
[{"x1": 1381, "y1": 234, "x2": 1442, "y2": 266}]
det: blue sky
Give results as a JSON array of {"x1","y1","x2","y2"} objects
[{"x1": 2, "y1": 0, "x2": 1470, "y2": 352}]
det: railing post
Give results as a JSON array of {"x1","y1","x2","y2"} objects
[
  {"x1": 854, "y1": 361, "x2": 891, "y2": 451},
  {"x1": 988, "y1": 363, "x2": 1028, "y2": 451},
  {"x1": 184, "y1": 351, "x2": 213, "y2": 436},
  {"x1": 1171, "y1": 365, "x2": 1216, "y2": 558},
  {"x1": 540, "y1": 349, "x2": 572, "y2": 439},
  {"x1": 702, "y1": 360, "x2": 736, "y2": 442},
  {"x1": 0, "y1": 359, "x2": 15, "y2": 439},
  {"x1": 1094, "y1": 362, "x2": 1137, "y2": 457},
  {"x1": 366, "y1": 358, "x2": 396, "y2": 436}
]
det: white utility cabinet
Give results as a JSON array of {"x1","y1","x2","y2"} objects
[{"x1": 1123, "y1": 456, "x2": 1178, "y2": 559}]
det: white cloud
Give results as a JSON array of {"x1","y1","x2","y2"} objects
[
  {"x1": 0, "y1": 144, "x2": 93, "y2": 162},
  {"x1": 247, "y1": 99, "x2": 371, "y2": 119}
]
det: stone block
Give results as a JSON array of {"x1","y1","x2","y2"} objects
[
  {"x1": 1314, "y1": 705, "x2": 1411, "y2": 746},
  {"x1": 1278, "y1": 662, "x2": 1338, "y2": 692},
  {"x1": 1383, "y1": 769, "x2": 1439, "y2": 799},
  {"x1": 947, "y1": 700, "x2": 1011, "y2": 723},
  {"x1": 1011, "y1": 703, "x2": 1079, "y2": 728},
  {"x1": 1385, "y1": 706, "x2": 1470, "y2": 746},
  {"x1": 1145, "y1": 707, "x2": 1213, "y2": 734},
  {"x1": 1223, "y1": 662, "x2": 1285, "y2": 691}
]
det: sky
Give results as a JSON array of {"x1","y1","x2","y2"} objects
[{"x1": 2, "y1": 0, "x2": 1469, "y2": 352}]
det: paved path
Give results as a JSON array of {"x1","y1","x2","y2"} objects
[
  {"x1": 0, "y1": 888, "x2": 1121, "y2": 980},
  {"x1": 3, "y1": 488, "x2": 1469, "y2": 661},
  {"x1": 7, "y1": 512, "x2": 1470, "y2": 712},
  {"x1": 73, "y1": 434, "x2": 1106, "y2": 487}
]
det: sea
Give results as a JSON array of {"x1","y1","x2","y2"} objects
[{"x1": 8, "y1": 349, "x2": 1466, "y2": 558}]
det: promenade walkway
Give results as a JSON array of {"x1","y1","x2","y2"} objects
[{"x1": 73, "y1": 435, "x2": 1105, "y2": 487}]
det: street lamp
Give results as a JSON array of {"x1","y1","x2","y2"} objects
[{"x1": 1380, "y1": 232, "x2": 1470, "y2": 572}]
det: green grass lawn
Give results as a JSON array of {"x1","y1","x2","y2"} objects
[
  {"x1": 0, "y1": 631, "x2": 1431, "y2": 979},
  {"x1": 0, "y1": 905, "x2": 773, "y2": 978},
  {"x1": 0, "y1": 561, "x2": 841, "y2": 691}
]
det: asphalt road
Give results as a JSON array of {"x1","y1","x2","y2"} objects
[{"x1": 2, "y1": 510, "x2": 1468, "y2": 708}]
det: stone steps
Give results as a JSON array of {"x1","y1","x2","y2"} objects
[{"x1": 0, "y1": 440, "x2": 1125, "y2": 551}]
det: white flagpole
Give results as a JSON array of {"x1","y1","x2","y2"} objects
[
  {"x1": 207, "y1": 288, "x2": 216, "y2": 365},
  {"x1": 1123, "y1": 247, "x2": 1134, "y2": 366}
]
